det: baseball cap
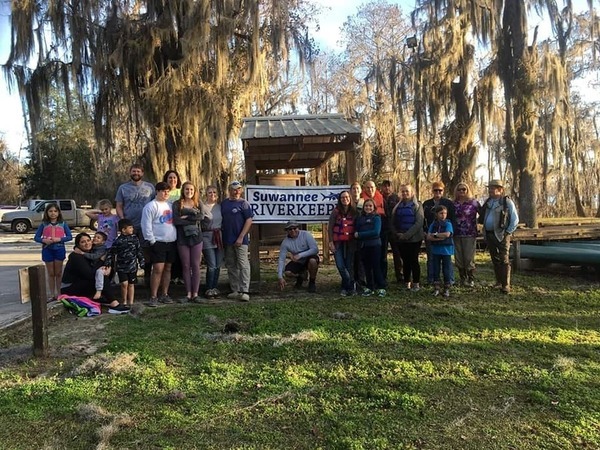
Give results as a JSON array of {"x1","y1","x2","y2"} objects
[
  {"x1": 230, "y1": 181, "x2": 243, "y2": 189},
  {"x1": 284, "y1": 220, "x2": 300, "y2": 230}
]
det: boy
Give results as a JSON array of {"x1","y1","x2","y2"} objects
[
  {"x1": 106, "y1": 219, "x2": 145, "y2": 306},
  {"x1": 426, "y1": 205, "x2": 455, "y2": 298}
]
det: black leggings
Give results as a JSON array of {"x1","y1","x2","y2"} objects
[
  {"x1": 398, "y1": 241, "x2": 421, "y2": 284},
  {"x1": 61, "y1": 277, "x2": 115, "y2": 303}
]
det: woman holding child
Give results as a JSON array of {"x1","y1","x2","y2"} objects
[
  {"x1": 173, "y1": 181, "x2": 210, "y2": 303},
  {"x1": 61, "y1": 232, "x2": 130, "y2": 314}
]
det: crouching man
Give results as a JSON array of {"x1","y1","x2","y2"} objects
[{"x1": 277, "y1": 221, "x2": 320, "y2": 293}]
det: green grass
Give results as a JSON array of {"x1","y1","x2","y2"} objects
[{"x1": 0, "y1": 256, "x2": 599, "y2": 449}]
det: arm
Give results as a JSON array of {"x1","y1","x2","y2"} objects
[
  {"x1": 85, "y1": 210, "x2": 100, "y2": 220},
  {"x1": 141, "y1": 204, "x2": 156, "y2": 244},
  {"x1": 116, "y1": 202, "x2": 124, "y2": 219},
  {"x1": 235, "y1": 217, "x2": 252, "y2": 246},
  {"x1": 136, "y1": 239, "x2": 145, "y2": 267},
  {"x1": 295, "y1": 232, "x2": 319, "y2": 260},
  {"x1": 34, "y1": 224, "x2": 46, "y2": 245},
  {"x1": 357, "y1": 215, "x2": 381, "y2": 240},
  {"x1": 505, "y1": 199, "x2": 519, "y2": 234},
  {"x1": 327, "y1": 212, "x2": 336, "y2": 253}
]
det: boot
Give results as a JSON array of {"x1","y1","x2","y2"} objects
[
  {"x1": 501, "y1": 265, "x2": 511, "y2": 294},
  {"x1": 466, "y1": 269, "x2": 476, "y2": 287},
  {"x1": 492, "y1": 265, "x2": 502, "y2": 289}
]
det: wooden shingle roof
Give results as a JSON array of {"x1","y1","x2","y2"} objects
[{"x1": 241, "y1": 114, "x2": 362, "y2": 170}]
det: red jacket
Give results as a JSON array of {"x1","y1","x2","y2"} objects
[{"x1": 361, "y1": 190, "x2": 385, "y2": 216}]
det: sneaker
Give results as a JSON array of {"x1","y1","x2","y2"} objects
[
  {"x1": 340, "y1": 289, "x2": 349, "y2": 297},
  {"x1": 411, "y1": 283, "x2": 421, "y2": 292},
  {"x1": 443, "y1": 289, "x2": 450, "y2": 298},
  {"x1": 466, "y1": 280, "x2": 475, "y2": 288},
  {"x1": 239, "y1": 293, "x2": 250, "y2": 302},
  {"x1": 376, "y1": 289, "x2": 386, "y2": 297},
  {"x1": 146, "y1": 297, "x2": 159, "y2": 307},
  {"x1": 433, "y1": 289, "x2": 440, "y2": 297},
  {"x1": 213, "y1": 288, "x2": 221, "y2": 298},
  {"x1": 159, "y1": 294, "x2": 174, "y2": 304},
  {"x1": 362, "y1": 288, "x2": 373, "y2": 297},
  {"x1": 108, "y1": 304, "x2": 130, "y2": 315},
  {"x1": 227, "y1": 292, "x2": 241, "y2": 300},
  {"x1": 308, "y1": 281, "x2": 316, "y2": 293},
  {"x1": 405, "y1": 282, "x2": 412, "y2": 290},
  {"x1": 179, "y1": 296, "x2": 189, "y2": 304}
]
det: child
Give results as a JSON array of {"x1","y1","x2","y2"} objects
[
  {"x1": 34, "y1": 202, "x2": 73, "y2": 301},
  {"x1": 86, "y1": 199, "x2": 119, "y2": 248},
  {"x1": 354, "y1": 198, "x2": 386, "y2": 297},
  {"x1": 106, "y1": 219, "x2": 145, "y2": 306},
  {"x1": 426, "y1": 205, "x2": 455, "y2": 297}
]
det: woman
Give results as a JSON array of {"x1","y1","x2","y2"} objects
[
  {"x1": 453, "y1": 182, "x2": 480, "y2": 287},
  {"x1": 163, "y1": 170, "x2": 183, "y2": 284},
  {"x1": 328, "y1": 190, "x2": 357, "y2": 296},
  {"x1": 163, "y1": 170, "x2": 182, "y2": 204},
  {"x1": 201, "y1": 185, "x2": 224, "y2": 299},
  {"x1": 61, "y1": 233, "x2": 130, "y2": 314},
  {"x1": 173, "y1": 181, "x2": 209, "y2": 303},
  {"x1": 391, "y1": 184, "x2": 425, "y2": 291}
]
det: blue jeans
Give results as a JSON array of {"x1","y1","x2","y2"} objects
[
  {"x1": 333, "y1": 241, "x2": 355, "y2": 291},
  {"x1": 361, "y1": 244, "x2": 385, "y2": 290},
  {"x1": 432, "y1": 254, "x2": 454, "y2": 287},
  {"x1": 203, "y1": 246, "x2": 224, "y2": 290}
]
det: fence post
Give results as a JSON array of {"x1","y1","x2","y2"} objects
[{"x1": 28, "y1": 265, "x2": 48, "y2": 357}]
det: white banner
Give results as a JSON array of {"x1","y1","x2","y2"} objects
[{"x1": 247, "y1": 185, "x2": 351, "y2": 223}]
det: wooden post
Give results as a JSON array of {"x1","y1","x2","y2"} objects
[
  {"x1": 245, "y1": 154, "x2": 261, "y2": 285},
  {"x1": 512, "y1": 239, "x2": 521, "y2": 273},
  {"x1": 28, "y1": 265, "x2": 48, "y2": 357}
]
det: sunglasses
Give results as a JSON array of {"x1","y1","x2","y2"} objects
[{"x1": 433, "y1": 189, "x2": 443, "y2": 192}]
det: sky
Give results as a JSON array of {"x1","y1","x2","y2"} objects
[{"x1": 0, "y1": 0, "x2": 591, "y2": 158}]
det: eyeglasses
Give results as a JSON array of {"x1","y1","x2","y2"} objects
[
  {"x1": 457, "y1": 188, "x2": 467, "y2": 192},
  {"x1": 433, "y1": 189, "x2": 443, "y2": 192}
]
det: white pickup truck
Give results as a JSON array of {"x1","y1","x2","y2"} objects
[{"x1": 0, "y1": 199, "x2": 97, "y2": 233}]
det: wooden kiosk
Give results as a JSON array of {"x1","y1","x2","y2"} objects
[{"x1": 240, "y1": 114, "x2": 362, "y2": 283}]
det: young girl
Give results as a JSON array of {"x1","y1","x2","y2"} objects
[
  {"x1": 426, "y1": 205, "x2": 455, "y2": 297},
  {"x1": 86, "y1": 199, "x2": 119, "y2": 248},
  {"x1": 34, "y1": 203, "x2": 73, "y2": 301},
  {"x1": 354, "y1": 198, "x2": 386, "y2": 297},
  {"x1": 173, "y1": 181, "x2": 210, "y2": 303}
]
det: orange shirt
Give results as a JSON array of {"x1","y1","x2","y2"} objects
[{"x1": 361, "y1": 190, "x2": 385, "y2": 216}]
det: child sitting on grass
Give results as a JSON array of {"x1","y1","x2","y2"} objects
[{"x1": 426, "y1": 205, "x2": 454, "y2": 298}]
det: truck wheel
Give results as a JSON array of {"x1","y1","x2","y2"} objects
[
  {"x1": 13, "y1": 220, "x2": 30, "y2": 234},
  {"x1": 89, "y1": 219, "x2": 98, "y2": 231}
]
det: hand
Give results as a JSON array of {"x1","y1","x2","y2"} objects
[
  {"x1": 291, "y1": 254, "x2": 301, "y2": 262},
  {"x1": 278, "y1": 278, "x2": 286, "y2": 290},
  {"x1": 235, "y1": 238, "x2": 243, "y2": 247},
  {"x1": 73, "y1": 247, "x2": 83, "y2": 254},
  {"x1": 101, "y1": 266, "x2": 111, "y2": 276},
  {"x1": 93, "y1": 292, "x2": 101, "y2": 300},
  {"x1": 354, "y1": 232, "x2": 359, "y2": 238}
]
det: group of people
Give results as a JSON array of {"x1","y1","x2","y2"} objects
[
  {"x1": 34, "y1": 165, "x2": 519, "y2": 314},
  {"x1": 34, "y1": 164, "x2": 255, "y2": 314},
  {"x1": 314, "y1": 178, "x2": 519, "y2": 298}
]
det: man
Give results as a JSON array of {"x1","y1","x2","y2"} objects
[
  {"x1": 422, "y1": 181, "x2": 455, "y2": 284},
  {"x1": 115, "y1": 163, "x2": 155, "y2": 281},
  {"x1": 222, "y1": 181, "x2": 253, "y2": 302},
  {"x1": 141, "y1": 182, "x2": 177, "y2": 306},
  {"x1": 380, "y1": 180, "x2": 403, "y2": 283},
  {"x1": 277, "y1": 221, "x2": 320, "y2": 293},
  {"x1": 115, "y1": 163, "x2": 156, "y2": 232},
  {"x1": 480, "y1": 179, "x2": 519, "y2": 294}
]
